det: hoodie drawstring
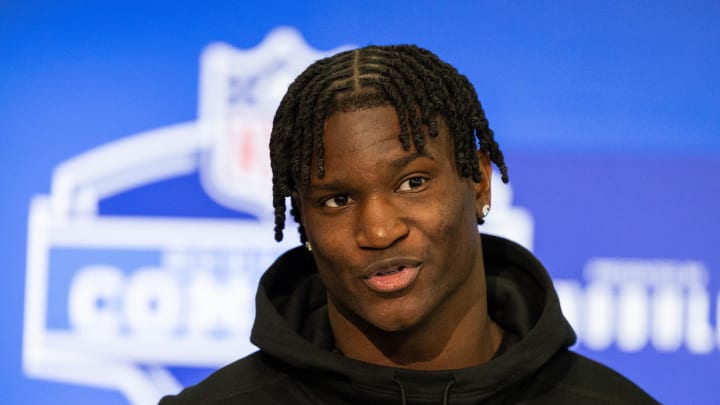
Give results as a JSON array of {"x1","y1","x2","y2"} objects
[
  {"x1": 392, "y1": 378, "x2": 408, "y2": 405},
  {"x1": 442, "y1": 378, "x2": 456, "y2": 405},
  {"x1": 392, "y1": 376, "x2": 456, "y2": 405}
]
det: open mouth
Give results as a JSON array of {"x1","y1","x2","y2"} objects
[
  {"x1": 363, "y1": 264, "x2": 420, "y2": 293},
  {"x1": 375, "y1": 265, "x2": 406, "y2": 277}
]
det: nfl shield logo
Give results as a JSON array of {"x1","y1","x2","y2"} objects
[{"x1": 198, "y1": 28, "x2": 351, "y2": 219}]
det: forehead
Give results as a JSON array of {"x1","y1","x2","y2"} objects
[
  {"x1": 317, "y1": 106, "x2": 453, "y2": 173},
  {"x1": 323, "y1": 106, "x2": 401, "y2": 153}
]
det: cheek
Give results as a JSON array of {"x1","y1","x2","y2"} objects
[
  {"x1": 303, "y1": 207, "x2": 344, "y2": 249},
  {"x1": 306, "y1": 218, "x2": 350, "y2": 262},
  {"x1": 304, "y1": 219, "x2": 356, "y2": 289},
  {"x1": 425, "y1": 186, "x2": 478, "y2": 243},
  {"x1": 313, "y1": 252, "x2": 351, "y2": 301}
]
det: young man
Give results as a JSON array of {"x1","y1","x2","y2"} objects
[{"x1": 162, "y1": 45, "x2": 656, "y2": 404}]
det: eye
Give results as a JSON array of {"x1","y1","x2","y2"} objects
[
  {"x1": 397, "y1": 176, "x2": 428, "y2": 192},
  {"x1": 323, "y1": 194, "x2": 352, "y2": 208}
]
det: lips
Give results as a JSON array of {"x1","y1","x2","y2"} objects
[{"x1": 361, "y1": 258, "x2": 422, "y2": 294}]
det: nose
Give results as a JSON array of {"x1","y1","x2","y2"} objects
[{"x1": 355, "y1": 195, "x2": 409, "y2": 249}]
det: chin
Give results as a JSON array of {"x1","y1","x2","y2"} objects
[{"x1": 363, "y1": 309, "x2": 426, "y2": 334}]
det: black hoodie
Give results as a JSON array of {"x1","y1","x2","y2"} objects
[{"x1": 161, "y1": 234, "x2": 657, "y2": 404}]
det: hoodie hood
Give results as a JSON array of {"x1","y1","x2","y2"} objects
[{"x1": 250, "y1": 234, "x2": 576, "y2": 404}]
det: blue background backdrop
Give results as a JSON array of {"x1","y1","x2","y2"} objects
[{"x1": 2, "y1": 1, "x2": 719, "y2": 403}]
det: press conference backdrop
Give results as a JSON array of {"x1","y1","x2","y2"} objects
[{"x1": 2, "y1": 2, "x2": 719, "y2": 404}]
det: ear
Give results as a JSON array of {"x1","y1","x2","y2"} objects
[{"x1": 473, "y1": 151, "x2": 492, "y2": 221}]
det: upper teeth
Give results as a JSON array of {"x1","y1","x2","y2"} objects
[{"x1": 378, "y1": 267, "x2": 406, "y2": 276}]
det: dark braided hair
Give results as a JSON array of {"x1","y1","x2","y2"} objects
[{"x1": 270, "y1": 44, "x2": 509, "y2": 242}]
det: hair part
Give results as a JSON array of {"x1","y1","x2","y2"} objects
[{"x1": 269, "y1": 45, "x2": 509, "y2": 242}]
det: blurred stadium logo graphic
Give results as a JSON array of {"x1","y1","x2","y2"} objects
[
  {"x1": 557, "y1": 259, "x2": 719, "y2": 354},
  {"x1": 23, "y1": 27, "x2": 343, "y2": 405},
  {"x1": 23, "y1": 26, "x2": 714, "y2": 405}
]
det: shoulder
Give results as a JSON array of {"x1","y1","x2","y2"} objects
[
  {"x1": 513, "y1": 350, "x2": 659, "y2": 404},
  {"x1": 158, "y1": 352, "x2": 318, "y2": 405}
]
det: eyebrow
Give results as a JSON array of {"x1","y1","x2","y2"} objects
[
  {"x1": 302, "y1": 151, "x2": 436, "y2": 194},
  {"x1": 388, "y1": 150, "x2": 434, "y2": 170}
]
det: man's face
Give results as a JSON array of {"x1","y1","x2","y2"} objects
[{"x1": 296, "y1": 106, "x2": 491, "y2": 333}]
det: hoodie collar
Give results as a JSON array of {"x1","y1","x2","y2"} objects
[{"x1": 251, "y1": 234, "x2": 576, "y2": 404}]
